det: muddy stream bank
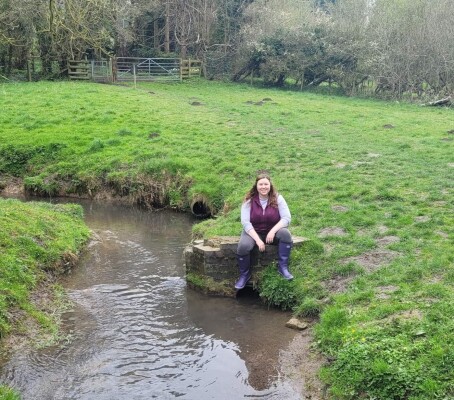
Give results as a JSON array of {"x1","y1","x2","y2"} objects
[{"x1": 0, "y1": 199, "x2": 320, "y2": 399}]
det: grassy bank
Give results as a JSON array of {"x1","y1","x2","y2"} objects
[
  {"x1": 0, "y1": 80, "x2": 453, "y2": 399},
  {"x1": 0, "y1": 198, "x2": 89, "y2": 397},
  {"x1": 0, "y1": 198, "x2": 90, "y2": 338}
]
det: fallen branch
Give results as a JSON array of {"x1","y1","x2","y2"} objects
[{"x1": 423, "y1": 96, "x2": 452, "y2": 106}]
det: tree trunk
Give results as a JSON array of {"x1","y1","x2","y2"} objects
[
  {"x1": 180, "y1": 44, "x2": 187, "y2": 59},
  {"x1": 6, "y1": 44, "x2": 13, "y2": 75},
  {"x1": 153, "y1": 18, "x2": 160, "y2": 51},
  {"x1": 164, "y1": 1, "x2": 170, "y2": 53}
]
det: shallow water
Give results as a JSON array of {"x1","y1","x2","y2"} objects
[{"x1": 0, "y1": 200, "x2": 300, "y2": 399}]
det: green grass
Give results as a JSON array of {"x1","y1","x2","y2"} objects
[
  {"x1": 0, "y1": 79, "x2": 453, "y2": 399},
  {"x1": 0, "y1": 386, "x2": 19, "y2": 400}
]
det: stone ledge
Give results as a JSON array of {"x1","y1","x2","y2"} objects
[{"x1": 184, "y1": 236, "x2": 309, "y2": 296}]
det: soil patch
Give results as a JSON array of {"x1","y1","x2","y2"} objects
[
  {"x1": 352, "y1": 160, "x2": 372, "y2": 167},
  {"x1": 343, "y1": 250, "x2": 399, "y2": 273},
  {"x1": 0, "y1": 177, "x2": 25, "y2": 196},
  {"x1": 323, "y1": 243, "x2": 335, "y2": 255},
  {"x1": 331, "y1": 205, "x2": 349, "y2": 212},
  {"x1": 318, "y1": 227, "x2": 347, "y2": 238},
  {"x1": 333, "y1": 162, "x2": 346, "y2": 168},
  {"x1": 0, "y1": 276, "x2": 64, "y2": 359},
  {"x1": 414, "y1": 215, "x2": 430, "y2": 223},
  {"x1": 435, "y1": 231, "x2": 448, "y2": 239},
  {"x1": 324, "y1": 275, "x2": 354, "y2": 294},
  {"x1": 390, "y1": 309, "x2": 423, "y2": 322},
  {"x1": 280, "y1": 327, "x2": 327, "y2": 399},
  {"x1": 375, "y1": 285, "x2": 399, "y2": 299},
  {"x1": 375, "y1": 235, "x2": 400, "y2": 247}
]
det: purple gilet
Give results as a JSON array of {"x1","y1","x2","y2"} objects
[{"x1": 241, "y1": 194, "x2": 291, "y2": 234}]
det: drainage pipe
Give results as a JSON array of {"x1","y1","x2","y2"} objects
[{"x1": 190, "y1": 196, "x2": 211, "y2": 218}]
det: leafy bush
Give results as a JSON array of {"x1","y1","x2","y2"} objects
[
  {"x1": 24, "y1": 174, "x2": 60, "y2": 196},
  {"x1": 0, "y1": 143, "x2": 66, "y2": 176},
  {"x1": 259, "y1": 265, "x2": 298, "y2": 310},
  {"x1": 323, "y1": 333, "x2": 452, "y2": 400}
]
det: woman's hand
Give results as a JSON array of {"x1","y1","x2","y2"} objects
[
  {"x1": 256, "y1": 239, "x2": 266, "y2": 252},
  {"x1": 266, "y1": 231, "x2": 275, "y2": 244}
]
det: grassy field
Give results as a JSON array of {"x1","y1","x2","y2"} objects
[{"x1": 0, "y1": 79, "x2": 453, "y2": 399}]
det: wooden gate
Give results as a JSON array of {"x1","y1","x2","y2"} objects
[
  {"x1": 180, "y1": 59, "x2": 202, "y2": 79},
  {"x1": 68, "y1": 60, "x2": 89, "y2": 80}
]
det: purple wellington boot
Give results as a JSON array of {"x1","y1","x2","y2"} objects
[
  {"x1": 278, "y1": 241, "x2": 294, "y2": 280},
  {"x1": 235, "y1": 254, "x2": 252, "y2": 290}
]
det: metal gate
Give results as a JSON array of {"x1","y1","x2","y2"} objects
[
  {"x1": 116, "y1": 58, "x2": 180, "y2": 82},
  {"x1": 90, "y1": 59, "x2": 113, "y2": 82},
  {"x1": 89, "y1": 57, "x2": 181, "y2": 83}
]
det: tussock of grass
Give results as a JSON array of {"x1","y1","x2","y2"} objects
[
  {"x1": 0, "y1": 386, "x2": 19, "y2": 400},
  {"x1": 0, "y1": 79, "x2": 453, "y2": 399}
]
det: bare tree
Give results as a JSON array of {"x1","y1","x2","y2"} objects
[{"x1": 365, "y1": 0, "x2": 454, "y2": 99}]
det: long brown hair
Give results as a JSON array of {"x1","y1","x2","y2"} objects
[{"x1": 244, "y1": 173, "x2": 279, "y2": 207}]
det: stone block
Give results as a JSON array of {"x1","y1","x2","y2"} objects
[{"x1": 185, "y1": 236, "x2": 310, "y2": 296}]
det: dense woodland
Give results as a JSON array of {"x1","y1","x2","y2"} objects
[{"x1": 1, "y1": 0, "x2": 454, "y2": 100}]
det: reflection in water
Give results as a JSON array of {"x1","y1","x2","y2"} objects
[{"x1": 0, "y1": 200, "x2": 300, "y2": 399}]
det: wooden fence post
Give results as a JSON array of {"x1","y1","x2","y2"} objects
[{"x1": 133, "y1": 63, "x2": 137, "y2": 88}]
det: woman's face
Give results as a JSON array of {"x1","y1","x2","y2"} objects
[{"x1": 256, "y1": 178, "x2": 271, "y2": 197}]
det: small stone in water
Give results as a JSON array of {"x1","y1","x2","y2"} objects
[{"x1": 285, "y1": 318, "x2": 308, "y2": 331}]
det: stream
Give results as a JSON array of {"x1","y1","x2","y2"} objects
[{"x1": 0, "y1": 199, "x2": 302, "y2": 399}]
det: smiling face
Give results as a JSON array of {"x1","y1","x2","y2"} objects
[{"x1": 256, "y1": 177, "x2": 271, "y2": 198}]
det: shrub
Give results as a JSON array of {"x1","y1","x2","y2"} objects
[
  {"x1": 294, "y1": 296, "x2": 323, "y2": 317},
  {"x1": 259, "y1": 265, "x2": 298, "y2": 310},
  {"x1": 0, "y1": 143, "x2": 66, "y2": 176},
  {"x1": 324, "y1": 334, "x2": 451, "y2": 399}
]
